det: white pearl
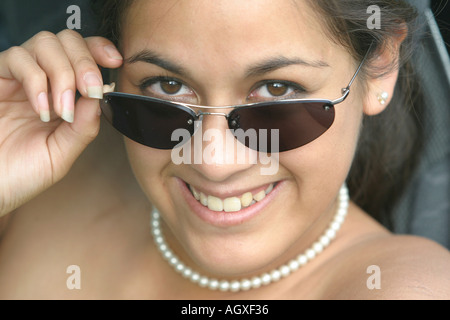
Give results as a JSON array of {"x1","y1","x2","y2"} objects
[
  {"x1": 251, "y1": 276, "x2": 262, "y2": 289},
  {"x1": 209, "y1": 279, "x2": 219, "y2": 290},
  {"x1": 337, "y1": 207, "x2": 347, "y2": 217},
  {"x1": 330, "y1": 221, "x2": 341, "y2": 232},
  {"x1": 240, "y1": 279, "x2": 252, "y2": 291},
  {"x1": 297, "y1": 254, "x2": 308, "y2": 266},
  {"x1": 306, "y1": 249, "x2": 316, "y2": 260},
  {"x1": 163, "y1": 250, "x2": 173, "y2": 260},
  {"x1": 182, "y1": 267, "x2": 192, "y2": 278},
  {"x1": 270, "y1": 270, "x2": 281, "y2": 282},
  {"x1": 219, "y1": 280, "x2": 230, "y2": 292},
  {"x1": 230, "y1": 281, "x2": 241, "y2": 292},
  {"x1": 288, "y1": 259, "x2": 300, "y2": 272},
  {"x1": 320, "y1": 235, "x2": 331, "y2": 247},
  {"x1": 175, "y1": 263, "x2": 184, "y2": 273},
  {"x1": 261, "y1": 273, "x2": 272, "y2": 285},
  {"x1": 169, "y1": 257, "x2": 178, "y2": 266},
  {"x1": 155, "y1": 236, "x2": 164, "y2": 245},
  {"x1": 199, "y1": 277, "x2": 209, "y2": 287},
  {"x1": 280, "y1": 265, "x2": 291, "y2": 277},
  {"x1": 190, "y1": 272, "x2": 200, "y2": 283},
  {"x1": 313, "y1": 242, "x2": 324, "y2": 254},
  {"x1": 158, "y1": 243, "x2": 167, "y2": 252},
  {"x1": 334, "y1": 215, "x2": 345, "y2": 224},
  {"x1": 326, "y1": 229, "x2": 336, "y2": 240},
  {"x1": 152, "y1": 228, "x2": 161, "y2": 236}
]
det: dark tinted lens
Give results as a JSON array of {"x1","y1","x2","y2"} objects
[
  {"x1": 228, "y1": 100, "x2": 335, "y2": 152},
  {"x1": 100, "y1": 93, "x2": 196, "y2": 149}
]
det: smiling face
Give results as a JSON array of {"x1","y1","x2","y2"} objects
[{"x1": 117, "y1": 0, "x2": 365, "y2": 278}]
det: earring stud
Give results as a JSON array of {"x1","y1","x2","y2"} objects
[{"x1": 377, "y1": 92, "x2": 389, "y2": 105}]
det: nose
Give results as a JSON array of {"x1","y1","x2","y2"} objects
[{"x1": 190, "y1": 108, "x2": 257, "y2": 182}]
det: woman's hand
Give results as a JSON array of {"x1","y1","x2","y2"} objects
[{"x1": 0, "y1": 29, "x2": 123, "y2": 217}]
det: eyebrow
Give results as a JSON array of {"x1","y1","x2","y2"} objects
[
  {"x1": 245, "y1": 56, "x2": 330, "y2": 78},
  {"x1": 125, "y1": 50, "x2": 188, "y2": 77},
  {"x1": 125, "y1": 49, "x2": 330, "y2": 78}
]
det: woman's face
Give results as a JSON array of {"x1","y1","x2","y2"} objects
[{"x1": 119, "y1": 0, "x2": 364, "y2": 277}]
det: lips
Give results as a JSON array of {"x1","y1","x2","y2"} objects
[
  {"x1": 177, "y1": 178, "x2": 283, "y2": 227},
  {"x1": 189, "y1": 183, "x2": 275, "y2": 213}
]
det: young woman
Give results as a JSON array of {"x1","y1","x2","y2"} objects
[{"x1": 0, "y1": 0, "x2": 449, "y2": 299}]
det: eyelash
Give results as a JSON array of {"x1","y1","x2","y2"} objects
[{"x1": 138, "y1": 76, "x2": 307, "y2": 101}]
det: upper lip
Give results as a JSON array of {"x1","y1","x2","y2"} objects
[{"x1": 182, "y1": 179, "x2": 278, "y2": 199}]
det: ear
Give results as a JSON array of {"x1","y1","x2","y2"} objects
[{"x1": 363, "y1": 28, "x2": 407, "y2": 116}]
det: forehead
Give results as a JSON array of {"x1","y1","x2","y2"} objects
[{"x1": 121, "y1": 0, "x2": 333, "y2": 64}]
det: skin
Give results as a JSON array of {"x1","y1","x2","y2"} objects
[{"x1": 0, "y1": 0, "x2": 449, "y2": 300}]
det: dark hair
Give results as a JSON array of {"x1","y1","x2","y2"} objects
[{"x1": 92, "y1": 0, "x2": 425, "y2": 225}]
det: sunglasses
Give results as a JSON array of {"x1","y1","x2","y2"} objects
[{"x1": 100, "y1": 46, "x2": 371, "y2": 153}]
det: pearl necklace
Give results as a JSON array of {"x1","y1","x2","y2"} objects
[{"x1": 151, "y1": 184, "x2": 349, "y2": 292}]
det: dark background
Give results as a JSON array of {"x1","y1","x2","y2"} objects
[{"x1": 432, "y1": 0, "x2": 450, "y2": 54}]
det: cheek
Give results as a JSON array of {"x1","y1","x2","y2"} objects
[
  {"x1": 124, "y1": 139, "x2": 173, "y2": 201},
  {"x1": 280, "y1": 99, "x2": 363, "y2": 192}
]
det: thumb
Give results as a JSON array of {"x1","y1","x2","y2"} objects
[{"x1": 48, "y1": 96, "x2": 101, "y2": 180}]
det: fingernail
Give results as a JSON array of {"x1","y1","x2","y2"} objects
[
  {"x1": 104, "y1": 45, "x2": 123, "y2": 60},
  {"x1": 84, "y1": 72, "x2": 103, "y2": 99},
  {"x1": 103, "y1": 82, "x2": 116, "y2": 93},
  {"x1": 37, "y1": 92, "x2": 50, "y2": 122},
  {"x1": 61, "y1": 90, "x2": 75, "y2": 123}
]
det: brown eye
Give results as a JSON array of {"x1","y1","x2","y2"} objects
[
  {"x1": 267, "y1": 83, "x2": 289, "y2": 96},
  {"x1": 160, "y1": 80, "x2": 182, "y2": 95}
]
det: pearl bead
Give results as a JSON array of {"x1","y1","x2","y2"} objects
[
  {"x1": 230, "y1": 281, "x2": 241, "y2": 292},
  {"x1": 313, "y1": 242, "x2": 324, "y2": 254},
  {"x1": 163, "y1": 250, "x2": 172, "y2": 260},
  {"x1": 326, "y1": 229, "x2": 336, "y2": 240},
  {"x1": 150, "y1": 184, "x2": 349, "y2": 292},
  {"x1": 261, "y1": 273, "x2": 271, "y2": 285},
  {"x1": 190, "y1": 272, "x2": 200, "y2": 283},
  {"x1": 270, "y1": 270, "x2": 281, "y2": 282},
  {"x1": 297, "y1": 254, "x2": 308, "y2": 266},
  {"x1": 240, "y1": 279, "x2": 252, "y2": 291},
  {"x1": 320, "y1": 235, "x2": 331, "y2": 247},
  {"x1": 280, "y1": 265, "x2": 291, "y2": 277},
  {"x1": 209, "y1": 279, "x2": 219, "y2": 290},
  {"x1": 182, "y1": 267, "x2": 192, "y2": 278},
  {"x1": 251, "y1": 276, "x2": 262, "y2": 289},
  {"x1": 288, "y1": 259, "x2": 299, "y2": 272},
  {"x1": 219, "y1": 280, "x2": 230, "y2": 292},
  {"x1": 199, "y1": 277, "x2": 209, "y2": 287},
  {"x1": 330, "y1": 221, "x2": 341, "y2": 232},
  {"x1": 306, "y1": 248, "x2": 316, "y2": 260}
]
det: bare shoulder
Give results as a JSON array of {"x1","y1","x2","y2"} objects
[{"x1": 333, "y1": 234, "x2": 450, "y2": 300}]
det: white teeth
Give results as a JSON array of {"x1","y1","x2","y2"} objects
[
  {"x1": 189, "y1": 183, "x2": 275, "y2": 213},
  {"x1": 240, "y1": 192, "x2": 253, "y2": 208},
  {"x1": 223, "y1": 197, "x2": 242, "y2": 213},
  {"x1": 253, "y1": 190, "x2": 266, "y2": 202},
  {"x1": 208, "y1": 196, "x2": 223, "y2": 212},
  {"x1": 200, "y1": 192, "x2": 208, "y2": 206},
  {"x1": 190, "y1": 186, "x2": 200, "y2": 200}
]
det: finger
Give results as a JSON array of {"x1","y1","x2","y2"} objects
[
  {"x1": 57, "y1": 30, "x2": 105, "y2": 100},
  {"x1": 48, "y1": 96, "x2": 101, "y2": 180},
  {"x1": 27, "y1": 31, "x2": 77, "y2": 123},
  {"x1": 0, "y1": 46, "x2": 50, "y2": 122},
  {"x1": 84, "y1": 36, "x2": 124, "y2": 69}
]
